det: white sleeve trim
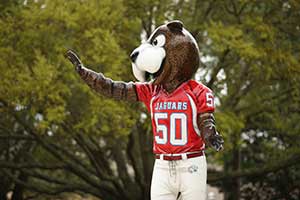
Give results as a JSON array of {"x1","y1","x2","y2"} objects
[{"x1": 186, "y1": 93, "x2": 201, "y2": 136}]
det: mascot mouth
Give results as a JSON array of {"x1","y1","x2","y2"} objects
[
  {"x1": 144, "y1": 58, "x2": 165, "y2": 81},
  {"x1": 132, "y1": 59, "x2": 164, "y2": 82},
  {"x1": 131, "y1": 55, "x2": 165, "y2": 82}
]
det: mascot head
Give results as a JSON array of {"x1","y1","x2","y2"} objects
[{"x1": 130, "y1": 20, "x2": 200, "y2": 91}]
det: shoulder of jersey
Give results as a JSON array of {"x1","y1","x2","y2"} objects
[
  {"x1": 149, "y1": 82, "x2": 162, "y2": 95},
  {"x1": 187, "y1": 80, "x2": 212, "y2": 94}
]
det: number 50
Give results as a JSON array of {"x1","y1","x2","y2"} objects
[{"x1": 154, "y1": 113, "x2": 187, "y2": 146}]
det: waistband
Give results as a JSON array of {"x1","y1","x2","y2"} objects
[{"x1": 155, "y1": 151, "x2": 204, "y2": 161}]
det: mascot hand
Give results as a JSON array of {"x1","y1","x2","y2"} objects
[
  {"x1": 203, "y1": 128, "x2": 224, "y2": 152},
  {"x1": 208, "y1": 132, "x2": 224, "y2": 152},
  {"x1": 65, "y1": 50, "x2": 83, "y2": 71}
]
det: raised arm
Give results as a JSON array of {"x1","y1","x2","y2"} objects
[
  {"x1": 65, "y1": 50, "x2": 138, "y2": 102},
  {"x1": 197, "y1": 112, "x2": 224, "y2": 151}
]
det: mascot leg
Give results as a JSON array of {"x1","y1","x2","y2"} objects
[
  {"x1": 151, "y1": 160, "x2": 179, "y2": 200},
  {"x1": 179, "y1": 156, "x2": 207, "y2": 200},
  {"x1": 151, "y1": 156, "x2": 207, "y2": 200}
]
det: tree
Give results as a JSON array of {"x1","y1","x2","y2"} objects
[
  {"x1": 1, "y1": 0, "x2": 300, "y2": 200},
  {"x1": 0, "y1": 0, "x2": 149, "y2": 199},
  {"x1": 174, "y1": 0, "x2": 300, "y2": 199}
]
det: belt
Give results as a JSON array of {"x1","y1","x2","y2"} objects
[{"x1": 155, "y1": 151, "x2": 204, "y2": 161}]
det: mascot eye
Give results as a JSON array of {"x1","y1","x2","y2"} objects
[{"x1": 152, "y1": 35, "x2": 166, "y2": 47}]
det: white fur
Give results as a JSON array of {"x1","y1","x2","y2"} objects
[
  {"x1": 132, "y1": 63, "x2": 146, "y2": 82},
  {"x1": 135, "y1": 44, "x2": 165, "y2": 73},
  {"x1": 131, "y1": 35, "x2": 166, "y2": 81}
]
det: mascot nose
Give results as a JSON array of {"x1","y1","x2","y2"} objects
[{"x1": 130, "y1": 51, "x2": 139, "y2": 62}]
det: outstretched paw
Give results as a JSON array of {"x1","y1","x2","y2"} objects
[{"x1": 65, "y1": 49, "x2": 83, "y2": 71}]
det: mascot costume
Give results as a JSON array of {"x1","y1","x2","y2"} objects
[{"x1": 66, "y1": 20, "x2": 224, "y2": 200}]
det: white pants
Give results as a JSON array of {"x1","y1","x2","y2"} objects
[{"x1": 150, "y1": 155, "x2": 207, "y2": 200}]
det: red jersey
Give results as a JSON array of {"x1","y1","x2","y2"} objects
[{"x1": 135, "y1": 80, "x2": 215, "y2": 154}]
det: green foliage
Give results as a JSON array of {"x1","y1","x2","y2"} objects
[
  {"x1": 176, "y1": 0, "x2": 300, "y2": 199},
  {"x1": 0, "y1": 0, "x2": 140, "y2": 136},
  {"x1": 0, "y1": 0, "x2": 300, "y2": 199},
  {"x1": 0, "y1": 0, "x2": 141, "y2": 198}
]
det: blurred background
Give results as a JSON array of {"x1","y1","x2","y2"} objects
[{"x1": 0, "y1": 0, "x2": 299, "y2": 200}]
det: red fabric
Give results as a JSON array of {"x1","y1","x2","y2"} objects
[
  {"x1": 135, "y1": 80, "x2": 215, "y2": 154},
  {"x1": 155, "y1": 151, "x2": 204, "y2": 160}
]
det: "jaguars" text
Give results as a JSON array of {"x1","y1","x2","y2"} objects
[{"x1": 154, "y1": 101, "x2": 188, "y2": 111}]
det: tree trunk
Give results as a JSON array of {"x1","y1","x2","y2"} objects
[
  {"x1": 231, "y1": 148, "x2": 241, "y2": 200},
  {"x1": 0, "y1": 176, "x2": 10, "y2": 200},
  {"x1": 126, "y1": 122, "x2": 154, "y2": 200},
  {"x1": 224, "y1": 137, "x2": 241, "y2": 200},
  {"x1": 12, "y1": 172, "x2": 27, "y2": 200}
]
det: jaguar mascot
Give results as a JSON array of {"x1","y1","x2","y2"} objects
[{"x1": 66, "y1": 20, "x2": 224, "y2": 200}]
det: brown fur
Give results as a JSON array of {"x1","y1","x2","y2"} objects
[
  {"x1": 149, "y1": 21, "x2": 200, "y2": 92},
  {"x1": 77, "y1": 66, "x2": 138, "y2": 101}
]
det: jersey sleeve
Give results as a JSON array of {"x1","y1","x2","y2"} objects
[
  {"x1": 194, "y1": 84, "x2": 215, "y2": 113},
  {"x1": 135, "y1": 82, "x2": 153, "y2": 110}
]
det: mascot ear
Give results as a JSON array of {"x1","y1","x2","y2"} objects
[{"x1": 167, "y1": 20, "x2": 183, "y2": 31}]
